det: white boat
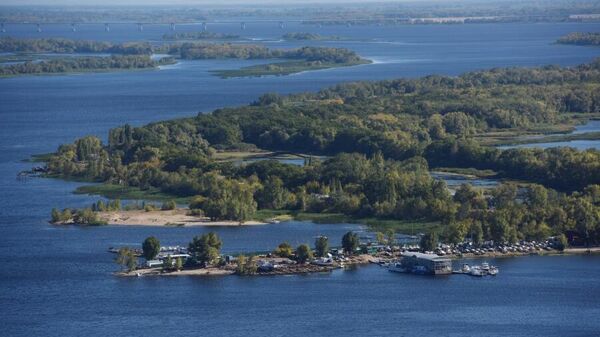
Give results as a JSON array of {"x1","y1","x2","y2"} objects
[
  {"x1": 488, "y1": 266, "x2": 499, "y2": 276},
  {"x1": 470, "y1": 266, "x2": 484, "y2": 277},
  {"x1": 312, "y1": 257, "x2": 334, "y2": 266},
  {"x1": 481, "y1": 262, "x2": 490, "y2": 271},
  {"x1": 461, "y1": 263, "x2": 471, "y2": 273},
  {"x1": 388, "y1": 262, "x2": 407, "y2": 273}
]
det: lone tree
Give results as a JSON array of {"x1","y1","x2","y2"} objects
[
  {"x1": 342, "y1": 231, "x2": 359, "y2": 255},
  {"x1": 375, "y1": 232, "x2": 385, "y2": 245},
  {"x1": 295, "y1": 244, "x2": 313, "y2": 264},
  {"x1": 142, "y1": 236, "x2": 161, "y2": 261},
  {"x1": 116, "y1": 247, "x2": 137, "y2": 272},
  {"x1": 315, "y1": 236, "x2": 329, "y2": 257},
  {"x1": 385, "y1": 229, "x2": 395, "y2": 246},
  {"x1": 161, "y1": 200, "x2": 176, "y2": 211},
  {"x1": 556, "y1": 234, "x2": 569, "y2": 251},
  {"x1": 188, "y1": 232, "x2": 223, "y2": 266},
  {"x1": 274, "y1": 242, "x2": 293, "y2": 258},
  {"x1": 162, "y1": 255, "x2": 173, "y2": 271},
  {"x1": 236, "y1": 255, "x2": 258, "y2": 275},
  {"x1": 420, "y1": 231, "x2": 438, "y2": 252}
]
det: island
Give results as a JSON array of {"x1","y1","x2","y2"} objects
[
  {"x1": 556, "y1": 32, "x2": 600, "y2": 46},
  {"x1": 281, "y1": 32, "x2": 342, "y2": 41},
  {"x1": 38, "y1": 59, "x2": 600, "y2": 252},
  {"x1": 165, "y1": 43, "x2": 371, "y2": 77},
  {"x1": 0, "y1": 38, "x2": 371, "y2": 78},
  {"x1": 209, "y1": 46, "x2": 371, "y2": 77},
  {"x1": 0, "y1": 55, "x2": 176, "y2": 77}
]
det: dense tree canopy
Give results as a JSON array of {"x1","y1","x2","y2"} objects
[{"x1": 43, "y1": 60, "x2": 600, "y2": 245}]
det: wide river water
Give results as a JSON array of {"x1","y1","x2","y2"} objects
[{"x1": 1, "y1": 22, "x2": 600, "y2": 336}]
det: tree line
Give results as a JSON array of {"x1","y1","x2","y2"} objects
[{"x1": 0, "y1": 37, "x2": 154, "y2": 55}]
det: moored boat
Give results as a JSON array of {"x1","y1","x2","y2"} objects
[
  {"x1": 388, "y1": 262, "x2": 407, "y2": 273},
  {"x1": 470, "y1": 266, "x2": 484, "y2": 277}
]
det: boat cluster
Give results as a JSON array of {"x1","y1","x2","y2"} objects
[
  {"x1": 454, "y1": 262, "x2": 499, "y2": 277},
  {"x1": 433, "y1": 240, "x2": 557, "y2": 256}
]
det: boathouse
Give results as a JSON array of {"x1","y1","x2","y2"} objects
[{"x1": 401, "y1": 252, "x2": 452, "y2": 275}]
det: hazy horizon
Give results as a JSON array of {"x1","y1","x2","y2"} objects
[{"x1": 0, "y1": 0, "x2": 487, "y2": 7}]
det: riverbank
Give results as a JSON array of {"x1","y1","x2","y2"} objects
[{"x1": 97, "y1": 208, "x2": 265, "y2": 227}]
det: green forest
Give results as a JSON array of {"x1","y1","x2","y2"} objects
[{"x1": 43, "y1": 60, "x2": 600, "y2": 245}]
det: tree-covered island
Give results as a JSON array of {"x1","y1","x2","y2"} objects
[
  {"x1": 281, "y1": 32, "x2": 343, "y2": 41},
  {"x1": 0, "y1": 55, "x2": 176, "y2": 77},
  {"x1": 0, "y1": 37, "x2": 371, "y2": 78},
  {"x1": 556, "y1": 32, "x2": 600, "y2": 46},
  {"x1": 42, "y1": 59, "x2": 600, "y2": 247}
]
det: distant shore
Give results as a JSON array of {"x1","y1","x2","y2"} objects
[{"x1": 97, "y1": 208, "x2": 265, "y2": 227}]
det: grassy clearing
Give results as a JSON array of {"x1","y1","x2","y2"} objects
[
  {"x1": 252, "y1": 209, "x2": 436, "y2": 234},
  {"x1": 361, "y1": 218, "x2": 440, "y2": 234},
  {"x1": 75, "y1": 184, "x2": 191, "y2": 204},
  {"x1": 432, "y1": 167, "x2": 498, "y2": 178}
]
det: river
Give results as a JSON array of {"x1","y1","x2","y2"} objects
[{"x1": 1, "y1": 21, "x2": 600, "y2": 337}]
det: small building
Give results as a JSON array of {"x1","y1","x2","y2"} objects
[
  {"x1": 401, "y1": 252, "x2": 452, "y2": 275},
  {"x1": 361, "y1": 244, "x2": 386, "y2": 255},
  {"x1": 146, "y1": 259, "x2": 163, "y2": 268}
]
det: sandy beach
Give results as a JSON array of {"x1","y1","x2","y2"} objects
[{"x1": 97, "y1": 208, "x2": 265, "y2": 227}]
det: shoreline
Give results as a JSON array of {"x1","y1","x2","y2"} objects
[{"x1": 114, "y1": 248, "x2": 600, "y2": 279}]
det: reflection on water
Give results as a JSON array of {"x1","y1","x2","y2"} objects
[{"x1": 430, "y1": 171, "x2": 499, "y2": 191}]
